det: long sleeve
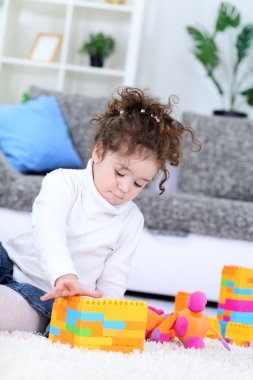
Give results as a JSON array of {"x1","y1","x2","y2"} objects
[
  {"x1": 96, "y1": 207, "x2": 144, "y2": 298},
  {"x1": 32, "y1": 169, "x2": 78, "y2": 286},
  {"x1": 6, "y1": 161, "x2": 144, "y2": 295}
]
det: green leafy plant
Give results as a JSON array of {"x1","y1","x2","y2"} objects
[
  {"x1": 187, "y1": 2, "x2": 253, "y2": 113},
  {"x1": 79, "y1": 32, "x2": 115, "y2": 67}
]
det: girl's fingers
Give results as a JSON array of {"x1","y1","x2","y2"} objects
[
  {"x1": 40, "y1": 291, "x2": 55, "y2": 301},
  {"x1": 41, "y1": 285, "x2": 66, "y2": 301},
  {"x1": 79, "y1": 288, "x2": 102, "y2": 298},
  {"x1": 41, "y1": 283, "x2": 103, "y2": 301}
]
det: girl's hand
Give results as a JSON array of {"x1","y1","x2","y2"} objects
[{"x1": 40, "y1": 274, "x2": 103, "y2": 301}]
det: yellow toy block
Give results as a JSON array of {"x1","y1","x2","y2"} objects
[
  {"x1": 206, "y1": 316, "x2": 221, "y2": 339},
  {"x1": 225, "y1": 322, "x2": 253, "y2": 347},
  {"x1": 123, "y1": 329, "x2": 145, "y2": 338},
  {"x1": 78, "y1": 299, "x2": 105, "y2": 313},
  {"x1": 49, "y1": 297, "x2": 147, "y2": 353},
  {"x1": 125, "y1": 301, "x2": 147, "y2": 322},
  {"x1": 74, "y1": 336, "x2": 113, "y2": 346},
  {"x1": 104, "y1": 300, "x2": 128, "y2": 320}
]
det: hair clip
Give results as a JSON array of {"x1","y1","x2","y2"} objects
[
  {"x1": 140, "y1": 109, "x2": 145, "y2": 113},
  {"x1": 119, "y1": 110, "x2": 124, "y2": 115},
  {"x1": 151, "y1": 114, "x2": 160, "y2": 123}
]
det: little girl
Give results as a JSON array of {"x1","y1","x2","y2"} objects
[{"x1": 0, "y1": 87, "x2": 200, "y2": 334}]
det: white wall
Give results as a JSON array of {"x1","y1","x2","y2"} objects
[
  {"x1": 136, "y1": 0, "x2": 253, "y2": 118},
  {"x1": 0, "y1": 0, "x2": 253, "y2": 117}
]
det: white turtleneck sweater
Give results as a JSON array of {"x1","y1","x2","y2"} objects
[{"x1": 5, "y1": 160, "x2": 144, "y2": 298}]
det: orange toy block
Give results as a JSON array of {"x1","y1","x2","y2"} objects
[{"x1": 174, "y1": 291, "x2": 191, "y2": 312}]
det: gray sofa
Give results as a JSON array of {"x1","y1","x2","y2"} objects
[
  {"x1": 1, "y1": 86, "x2": 253, "y2": 242},
  {"x1": 135, "y1": 112, "x2": 253, "y2": 241}
]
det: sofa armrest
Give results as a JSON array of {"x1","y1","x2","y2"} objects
[
  {"x1": 135, "y1": 189, "x2": 253, "y2": 241},
  {"x1": 0, "y1": 151, "x2": 43, "y2": 211}
]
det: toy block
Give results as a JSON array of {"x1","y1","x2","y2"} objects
[
  {"x1": 56, "y1": 297, "x2": 69, "y2": 306},
  {"x1": 77, "y1": 299, "x2": 105, "y2": 313},
  {"x1": 74, "y1": 336, "x2": 113, "y2": 346},
  {"x1": 224, "y1": 310, "x2": 230, "y2": 317},
  {"x1": 221, "y1": 294, "x2": 253, "y2": 301},
  {"x1": 104, "y1": 300, "x2": 128, "y2": 320},
  {"x1": 206, "y1": 316, "x2": 221, "y2": 339},
  {"x1": 58, "y1": 329, "x2": 76, "y2": 344},
  {"x1": 225, "y1": 322, "x2": 253, "y2": 347},
  {"x1": 125, "y1": 301, "x2": 147, "y2": 322},
  {"x1": 230, "y1": 312, "x2": 253, "y2": 324},
  {"x1": 100, "y1": 345, "x2": 139, "y2": 353},
  {"x1": 76, "y1": 320, "x2": 103, "y2": 336},
  {"x1": 102, "y1": 328, "x2": 125, "y2": 337},
  {"x1": 49, "y1": 297, "x2": 147, "y2": 353},
  {"x1": 111, "y1": 336, "x2": 144, "y2": 346},
  {"x1": 49, "y1": 334, "x2": 59, "y2": 343},
  {"x1": 65, "y1": 324, "x2": 91, "y2": 336},
  {"x1": 123, "y1": 329, "x2": 145, "y2": 338},
  {"x1": 103, "y1": 320, "x2": 125, "y2": 329},
  {"x1": 49, "y1": 325, "x2": 60, "y2": 337},
  {"x1": 217, "y1": 265, "x2": 253, "y2": 347},
  {"x1": 50, "y1": 318, "x2": 66, "y2": 331},
  {"x1": 174, "y1": 291, "x2": 190, "y2": 312},
  {"x1": 53, "y1": 305, "x2": 67, "y2": 322},
  {"x1": 125, "y1": 321, "x2": 146, "y2": 330}
]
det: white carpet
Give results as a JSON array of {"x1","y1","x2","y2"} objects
[{"x1": 0, "y1": 332, "x2": 252, "y2": 380}]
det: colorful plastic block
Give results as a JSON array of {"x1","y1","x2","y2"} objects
[
  {"x1": 217, "y1": 265, "x2": 253, "y2": 346},
  {"x1": 174, "y1": 291, "x2": 191, "y2": 312},
  {"x1": 225, "y1": 322, "x2": 253, "y2": 347},
  {"x1": 49, "y1": 297, "x2": 147, "y2": 353},
  {"x1": 206, "y1": 316, "x2": 221, "y2": 339}
]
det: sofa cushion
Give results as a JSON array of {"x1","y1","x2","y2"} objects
[
  {"x1": 179, "y1": 112, "x2": 253, "y2": 202},
  {"x1": 135, "y1": 189, "x2": 253, "y2": 241},
  {"x1": 0, "y1": 96, "x2": 83, "y2": 173},
  {"x1": 29, "y1": 86, "x2": 107, "y2": 166},
  {"x1": 0, "y1": 151, "x2": 43, "y2": 211}
]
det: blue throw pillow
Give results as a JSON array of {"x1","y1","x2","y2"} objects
[{"x1": 0, "y1": 96, "x2": 84, "y2": 173}]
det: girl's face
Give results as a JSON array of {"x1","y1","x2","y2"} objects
[{"x1": 91, "y1": 146, "x2": 160, "y2": 205}]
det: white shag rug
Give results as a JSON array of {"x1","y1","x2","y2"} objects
[{"x1": 0, "y1": 331, "x2": 252, "y2": 380}]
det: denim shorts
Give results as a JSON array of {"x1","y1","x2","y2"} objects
[{"x1": 0, "y1": 242, "x2": 53, "y2": 321}]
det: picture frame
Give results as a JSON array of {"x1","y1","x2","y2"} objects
[{"x1": 28, "y1": 33, "x2": 63, "y2": 62}]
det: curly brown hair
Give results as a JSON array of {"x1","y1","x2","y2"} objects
[{"x1": 92, "y1": 87, "x2": 201, "y2": 195}]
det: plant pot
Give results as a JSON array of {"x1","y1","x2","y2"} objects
[
  {"x1": 90, "y1": 54, "x2": 104, "y2": 68},
  {"x1": 213, "y1": 109, "x2": 247, "y2": 118}
]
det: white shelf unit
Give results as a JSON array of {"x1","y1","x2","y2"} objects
[{"x1": 0, "y1": 0, "x2": 145, "y2": 102}]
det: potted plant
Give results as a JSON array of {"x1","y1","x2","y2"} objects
[
  {"x1": 79, "y1": 32, "x2": 115, "y2": 68},
  {"x1": 186, "y1": 2, "x2": 253, "y2": 117}
]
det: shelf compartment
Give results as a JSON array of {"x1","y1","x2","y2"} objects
[
  {"x1": 73, "y1": 0, "x2": 133, "y2": 13},
  {"x1": 67, "y1": 5, "x2": 130, "y2": 69},
  {"x1": 63, "y1": 70, "x2": 121, "y2": 98},
  {"x1": 3, "y1": 0, "x2": 67, "y2": 60},
  {"x1": 65, "y1": 63, "x2": 124, "y2": 77},
  {"x1": 1, "y1": 56, "x2": 61, "y2": 70},
  {"x1": 0, "y1": 63, "x2": 59, "y2": 103}
]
